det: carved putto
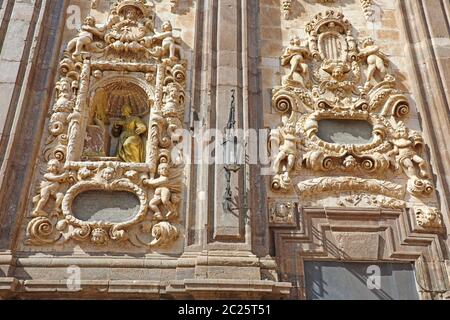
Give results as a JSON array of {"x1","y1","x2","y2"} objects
[
  {"x1": 64, "y1": 0, "x2": 184, "y2": 63},
  {"x1": 358, "y1": 37, "x2": 389, "y2": 88},
  {"x1": 280, "y1": 36, "x2": 311, "y2": 88},
  {"x1": 27, "y1": 0, "x2": 187, "y2": 250},
  {"x1": 67, "y1": 16, "x2": 104, "y2": 59},
  {"x1": 270, "y1": 11, "x2": 437, "y2": 215}
]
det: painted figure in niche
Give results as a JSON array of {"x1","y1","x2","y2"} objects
[
  {"x1": 358, "y1": 37, "x2": 389, "y2": 85},
  {"x1": 32, "y1": 159, "x2": 68, "y2": 216},
  {"x1": 66, "y1": 16, "x2": 104, "y2": 57},
  {"x1": 280, "y1": 36, "x2": 311, "y2": 88},
  {"x1": 272, "y1": 123, "x2": 302, "y2": 181},
  {"x1": 83, "y1": 88, "x2": 110, "y2": 157},
  {"x1": 91, "y1": 88, "x2": 110, "y2": 127},
  {"x1": 387, "y1": 121, "x2": 430, "y2": 180},
  {"x1": 112, "y1": 105, "x2": 147, "y2": 163},
  {"x1": 145, "y1": 163, "x2": 178, "y2": 220}
]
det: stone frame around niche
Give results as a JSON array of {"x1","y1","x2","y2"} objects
[{"x1": 26, "y1": 0, "x2": 188, "y2": 249}]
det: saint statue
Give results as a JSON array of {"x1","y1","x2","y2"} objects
[{"x1": 112, "y1": 105, "x2": 147, "y2": 163}]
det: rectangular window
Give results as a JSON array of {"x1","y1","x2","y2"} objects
[{"x1": 304, "y1": 261, "x2": 419, "y2": 300}]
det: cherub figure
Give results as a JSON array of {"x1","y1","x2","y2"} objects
[
  {"x1": 32, "y1": 159, "x2": 68, "y2": 216},
  {"x1": 143, "y1": 21, "x2": 182, "y2": 60},
  {"x1": 387, "y1": 121, "x2": 430, "y2": 180},
  {"x1": 272, "y1": 123, "x2": 302, "y2": 181},
  {"x1": 144, "y1": 163, "x2": 178, "y2": 220},
  {"x1": 66, "y1": 16, "x2": 104, "y2": 57},
  {"x1": 358, "y1": 37, "x2": 389, "y2": 84},
  {"x1": 280, "y1": 36, "x2": 311, "y2": 88}
]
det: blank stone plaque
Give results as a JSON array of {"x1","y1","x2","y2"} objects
[
  {"x1": 73, "y1": 191, "x2": 140, "y2": 223},
  {"x1": 317, "y1": 119, "x2": 374, "y2": 145}
]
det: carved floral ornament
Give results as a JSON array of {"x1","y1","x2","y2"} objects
[
  {"x1": 270, "y1": 11, "x2": 442, "y2": 229},
  {"x1": 26, "y1": 0, "x2": 187, "y2": 248}
]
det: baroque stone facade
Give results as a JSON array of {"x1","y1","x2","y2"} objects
[{"x1": 0, "y1": 0, "x2": 449, "y2": 300}]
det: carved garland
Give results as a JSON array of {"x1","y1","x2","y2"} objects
[{"x1": 26, "y1": 0, "x2": 187, "y2": 248}]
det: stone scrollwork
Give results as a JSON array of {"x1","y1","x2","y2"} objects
[
  {"x1": 27, "y1": 0, "x2": 186, "y2": 249},
  {"x1": 270, "y1": 11, "x2": 436, "y2": 210}
]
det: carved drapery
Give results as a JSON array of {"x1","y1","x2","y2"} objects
[
  {"x1": 26, "y1": 0, "x2": 187, "y2": 248},
  {"x1": 269, "y1": 11, "x2": 442, "y2": 231}
]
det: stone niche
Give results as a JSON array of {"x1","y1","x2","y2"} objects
[
  {"x1": 72, "y1": 190, "x2": 140, "y2": 223},
  {"x1": 317, "y1": 119, "x2": 374, "y2": 145}
]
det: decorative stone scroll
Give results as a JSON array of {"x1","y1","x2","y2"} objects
[
  {"x1": 26, "y1": 0, "x2": 187, "y2": 249},
  {"x1": 269, "y1": 11, "x2": 437, "y2": 213}
]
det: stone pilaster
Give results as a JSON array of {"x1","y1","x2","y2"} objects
[
  {"x1": 396, "y1": 0, "x2": 450, "y2": 250},
  {"x1": 0, "y1": 0, "x2": 68, "y2": 252}
]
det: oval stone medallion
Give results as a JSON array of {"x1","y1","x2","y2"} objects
[{"x1": 72, "y1": 191, "x2": 140, "y2": 223}]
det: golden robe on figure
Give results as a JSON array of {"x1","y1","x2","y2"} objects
[{"x1": 112, "y1": 108, "x2": 147, "y2": 163}]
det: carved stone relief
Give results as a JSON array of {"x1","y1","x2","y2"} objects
[
  {"x1": 169, "y1": 0, "x2": 179, "y2": 13},
  {"x1": 269, "y1": 201, "x2": 297, "y2": 226},
  {"x1": 360, "y1": 0, "x2": 375, "y2": 21},
  {"x1": 26, "y1": 0, "x2": 187, "y2": 249},
  {"x1": 269, "y1": 11, "x2": 438, "y2": 218},
  {"x1": 281, "y1": 0, "x2": 293, "y2": 19},
  {"x1": 414, "y1": 206, "x2": 443, "y2": 230}
]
